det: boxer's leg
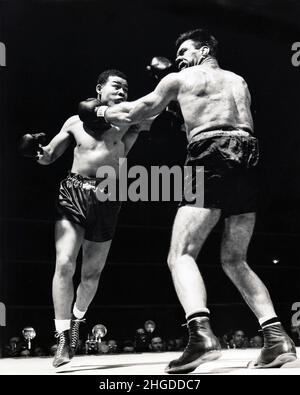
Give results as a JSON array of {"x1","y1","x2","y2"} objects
[
  {"x1": 69, "y1": 239, "x2": 111, "y2": 355},
  {"x1": 166, "y1": 206, "x2": 222, "y2": 374},
  {"x1": 52, "y1": 219, "x2": 84, "y2": 367},
  {"x1": 75, "y1": 239, "x2": 111, "y2": 312},
  {"x1": 53, "y1": 219, "x2": 84, "y2": 320},
  {"x1": 221, "y1": 212, "x2": 296, "y2": 367},
  {"x1": 167, "y1": 206, "x2": 220, "y2": 314},
  {"x1": 220, "y1": 213, "x2": 276, "y2": 318}
]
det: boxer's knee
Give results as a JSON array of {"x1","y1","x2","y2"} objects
[
  {"x1": 167, "y1": 243, "x2": 198, "y2": 271},
  {"x1": 55, "y1": 254, "x2": 76, "y2": 278},
  {"x1": 81, "y1": 266, "x2": 102, "y2": 285},
  {"x1": 221, "y1": 250, "x2": 247, "y2": 273}
]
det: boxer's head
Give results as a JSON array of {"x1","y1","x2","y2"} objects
[
  {"x1": 175, "y1": 28, "x2": 218, "y2": 70},
  {"x1": 96, "y1": 69, "x2": 128, "y2": 106}
]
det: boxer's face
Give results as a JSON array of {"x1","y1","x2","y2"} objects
[
  {"x1": 97, "y1": 75, "x2": 128, "y2": 106},
  {"x1": 176, "y1": 39, "x2": 209, "y2": 70}
]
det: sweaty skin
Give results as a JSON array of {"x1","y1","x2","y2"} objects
[
  {"x1": 37, "y1": 118, "x2": 138, "y2": 177},
  {"x1": 176, "y1": 59, "x2": 254, "y2": 138},
  {"x1": 100, "y1": 42, "x2": 296, "y2": 373},
  {"x1": 36, "y1": 75, "x2": 149, "y2": 177},
  {"x1": 105, "y1": 58, "x2": 253, "y2": 142}
]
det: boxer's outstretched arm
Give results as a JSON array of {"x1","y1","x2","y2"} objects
[
  {"x1": 37, "y1": 116, "x2": 75, "y2": 165},
  {"x1": 105, "y1": 73, "x2": 180, "y2": 126}
]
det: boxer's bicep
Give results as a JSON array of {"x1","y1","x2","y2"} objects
[{"x1": 41, "y1": 117, "x2": 74, "y2": 163}]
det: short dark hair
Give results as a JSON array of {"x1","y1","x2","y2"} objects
[
  {"x1": 97, "y1": 69, "x2": 127, "y2": 86},
  {"x1": 176, "y1": 28, "x2": 218, "y2": 58}
]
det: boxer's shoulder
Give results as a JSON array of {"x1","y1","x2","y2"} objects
[
  {"x1": 62, "y1": 115, "x2": 81, "y2": 134},
  {"x1": 65, "y1": 115, "x2": 81, "y2": 127}
]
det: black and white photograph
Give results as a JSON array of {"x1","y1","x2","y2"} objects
[{"x1": 0, "y1": 0, "x2": 300, "y2": 380}]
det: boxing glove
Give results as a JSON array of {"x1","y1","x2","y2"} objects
[
  {"x1": 78, "y1": 98, "x2": 111, "y2": 132},
  {"x1": 146, "y1": 56, "x2": 174, "y2": 81},
  {"x1": 19, "y1": 133, "x2": 47, "y2": 159}
]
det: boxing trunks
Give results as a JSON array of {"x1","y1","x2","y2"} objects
[
  {"x1": 180, "y1": 129, "x2": 259, "y2": 216},
  {"x1": 56, "y1": 172, "x2": 121, "y2": 242}
]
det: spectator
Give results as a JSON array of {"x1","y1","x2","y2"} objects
[
  {"x1": 97, "y1": 341, "x2": 109, "y2": 354},
  {"x1": 249, "y1": 335, "x2": 263, "y2": 348},
  {"x1": 50, "y1": 344, "x2": 58, "y2": 356},
  {"x1": 33, "y1": 346, "x2": 46, "y2": 357},
  {"x1": 107, "y1": 339, "x2": 118, "y2": 354},
  {"x1": 122, "y1": 340, "x2": 135, "y2": 353},
  {"x1": 166, "y1": 339, "x2": 177, "y2": 351},
  {"x1": 144, "y1": 320, "x2": 159, "y2": 346},
  {"x1": 149, "y1": 336, "x2": 164, "y2": 352},
  {"x1": 174, "y1": 337, "x2": 185, "y2": 351},
  {"x1": 218, "y1": 335, "x2": 229, "y2": 349},
  {"x1": 229, "y1": 330, "x2": 247, "y2": 349},
  {"x1": 19, "y1": 349, "x2": 31, "y2": 357},
  {"x1": 134, "y1": 328, "x2": 149, "y2": 352},
  {"x1": 144, "y1": 320, "x2": 156, "y2": 334},
  {"x1": 4, "y1": 337, "x2": 22, "y2": 357}
]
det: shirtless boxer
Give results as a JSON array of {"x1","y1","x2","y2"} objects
[
  {"x1": 98, "y1": 29, "x2": 297, "y2": 373},
  {"x1": 20, "y1": 70, "x2": 146, "y2": 368}
]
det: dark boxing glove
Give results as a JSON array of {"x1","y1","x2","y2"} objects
[
  {"x1": 78, "y1": 98, "x2": 111, "y2": 132},
  {"x1": 19, "y1": 133, "x2": 47, "y2": 159},
  {"x1": 146, "y1": 56, "x2": 174, "y2": 81},
  {"x1": 149, "y1": 103, "x2": 183, "y2": 145}
]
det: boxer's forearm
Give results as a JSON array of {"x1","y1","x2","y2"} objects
[
  {"x1": 105, "y1": 94, "x2": 168, "y2": 126},
  {"x1": 127, "y1": 96, "x2": 163, "y2": 123},
  {"x1": 37, "y1": 127, "x2": 72, "y2": 165},
  {"x1": 105, "y1": 73, "x2": 179, "y2": 127}
]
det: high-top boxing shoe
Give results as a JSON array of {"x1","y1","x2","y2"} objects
[
  {"x1": 52, "y1": 330, "x2": 71, "y2": 368},
  {"x1": 248, "y1": 323, "x2": 297, "y2": 368},
  {"x1": 69, "y1": 317, "x2": 86, "y2": 358},
  {"x1": 165, "y1": 318, "x2": 222, "y2": 374}
]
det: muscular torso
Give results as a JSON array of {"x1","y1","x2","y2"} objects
[
  {"x1": 176, "y1": 62, "x2": 254, "y2": 141},
  {"x1": 70, "y1": 117, "x2": 130, "y2": 178}
]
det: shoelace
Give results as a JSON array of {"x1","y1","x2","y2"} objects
[
  {"x1": 55, "y1": 331, "x2": 67, "y2": 355},
  {"x1": 70, "y1": 319, "x2": 86, "y2": 349}
]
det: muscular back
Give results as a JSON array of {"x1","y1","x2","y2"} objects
[{"x1": 177, "y1": 64, "x2": 254, "y2": 140}]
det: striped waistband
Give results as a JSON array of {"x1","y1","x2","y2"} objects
[
  {"x1": 190, "y1": 129, "x2": 252, "y2": 143},
  {"x1": 68, "y1": 172, "x2": 103, "y2": 186}
]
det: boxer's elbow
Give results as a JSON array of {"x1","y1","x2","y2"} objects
[{"x1": 37, "y1": 146, "x2": 55, "y2": 165}]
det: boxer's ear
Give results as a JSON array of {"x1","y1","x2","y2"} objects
[
  {"x1": 200, "y1": 46, "x2": 210, "y2": 57},
  {"x1": 96, "y1": 84, "x2": 102, "y2": 97}
]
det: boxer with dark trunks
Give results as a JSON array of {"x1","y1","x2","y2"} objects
[
  {"x1": 56, "y1": 172, "x2": 121, "y2": 243},
  {"x1": 99, "y1": 29, "x2": 297, "y2": 373},
  {"x1": 20, "y1": 70, "x2": 149, "y2": 368},
  {"x1": 180, "y1": 129, "x2": 259, "y2": 215}
]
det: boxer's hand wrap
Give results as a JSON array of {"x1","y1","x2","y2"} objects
[
  {"x1": 19, "y1": 133, "x2": 47, "y2": 160},
  {"x1": 78, "y1": 98, "x2": 111, "y2": 132},
  {"x1": 96, "y1": 105, "x2": 109, "y2": 121}
]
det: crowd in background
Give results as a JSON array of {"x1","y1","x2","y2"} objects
[{"x1": 2, "y1": 319, "x2": 300, "y2": 358}]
